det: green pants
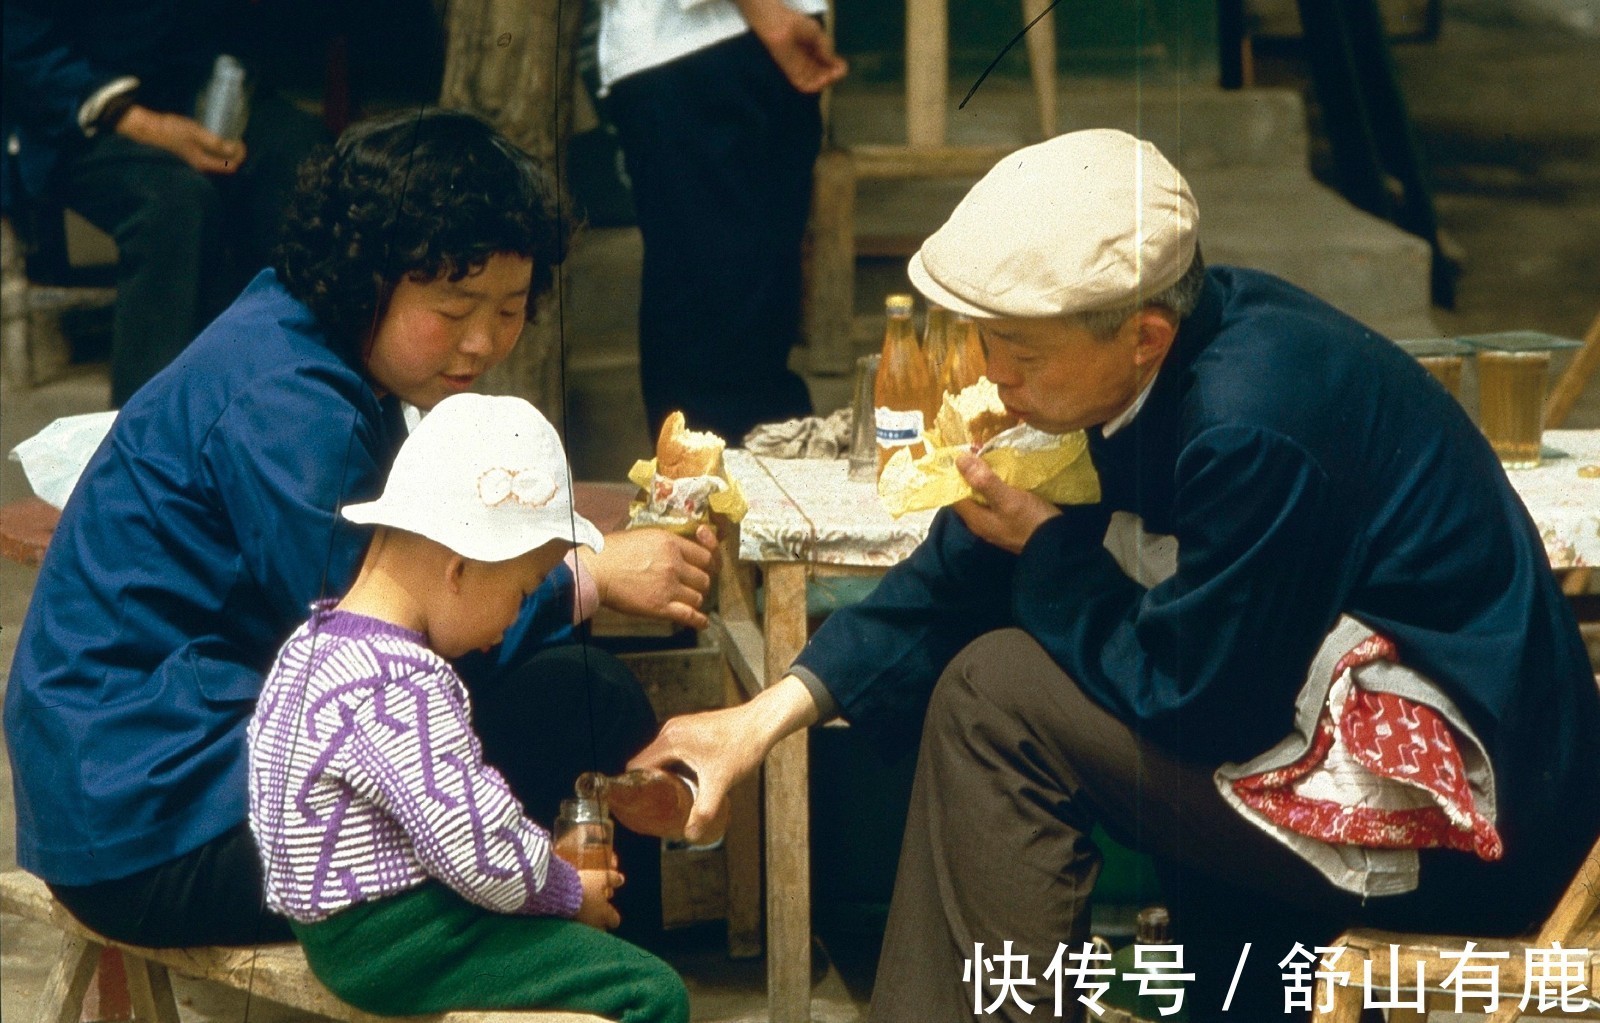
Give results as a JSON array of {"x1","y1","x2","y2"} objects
[{"x1": 292, "y1": 882, "x2": 688, "y2": 1023}]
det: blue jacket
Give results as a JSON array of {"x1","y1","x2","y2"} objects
[
  {"x1": 4, "y1": 271, "x2": 577, "y2": 884},
  {"x1": 797, "y1": 267, "x2": 1599, "y2": 889}
]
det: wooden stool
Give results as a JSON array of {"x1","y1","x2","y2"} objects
[
  {"x1": 0, "y1": 870, "x2": 606, "y2": 1023},
  {"x1": 804, "y1": 0, "x2": 1059, "y2": 374}
]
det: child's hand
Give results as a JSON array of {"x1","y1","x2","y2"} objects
[{"x1": 575, "y1": 868, "x2": 624, "y2": 931}]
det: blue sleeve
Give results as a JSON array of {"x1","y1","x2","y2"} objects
[
  {"x1": 4, "y1": 2, "x2": 116, "y2": 142},
  {"x1": 793, "y1": 508, "x2": 1031, "y2": 757},
  {"x1": 481, "y1": 562, "x2": 580, "y2": 670},
  {"x1": 1014, "y1": 425, "x2": 1342, "y2": 761},
  {"x1": 199, "y1": 366, "x2": 391, "y2": 625}
]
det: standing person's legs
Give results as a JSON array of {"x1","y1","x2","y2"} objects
[
  {"x1": 52, "y1": 136, "x2": 229, "y2": 405},
  {"x1": 607, "y1": 32, "x2": 820, "y2": 444},
  {"x1": 459, "y1": 643, "x2": 666, "y2": 943},
  {"x1": 870, "y1": 629, "x2": 1365, "y2": 1023}
]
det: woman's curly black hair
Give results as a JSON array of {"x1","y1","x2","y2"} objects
[{"x1": 273, "y1": 107, "x2": 568, "y2": 365}]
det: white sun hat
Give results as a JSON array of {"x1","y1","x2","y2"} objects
[
  {"x1": 343, "y1": 393, "x2": 603, "y2": 561},
  {"x1": 907, "y1": 128, "x2": 1199, "y2": 319}
]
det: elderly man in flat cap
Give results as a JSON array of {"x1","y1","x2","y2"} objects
[{"x1": 635, "y1": 129, "x2": 1599, "y2": 1020}]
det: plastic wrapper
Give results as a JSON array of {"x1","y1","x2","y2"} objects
[
  {"x1": 626, "y1": 458, "x2": 747, "y2": 534},
  {"x1": 8, "y1": 411, "x2": 119, "y2": 509},
  {"x1": 878, "y1": 422, "x2": 1100, "y2": 518}
]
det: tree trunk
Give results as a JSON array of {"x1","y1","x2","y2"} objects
[{"x1": 438, "y1": 0, "x2": 584, "y2": 428}]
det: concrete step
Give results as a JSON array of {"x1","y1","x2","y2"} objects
[{"x1": 828, "y1": 82, "x2": 1315, "y2": 174}]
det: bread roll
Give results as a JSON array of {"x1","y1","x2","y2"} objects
[
  {"x1": 934, "y1": 378, "x2": 1018, "y2": 449},
  {"x1": 655, "y1": 411, "x2": 725, "y2": 478}
]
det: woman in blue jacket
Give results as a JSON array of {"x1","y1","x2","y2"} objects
[{"x1": 4, "y1": 108, "x2": 716, "y2": 947}]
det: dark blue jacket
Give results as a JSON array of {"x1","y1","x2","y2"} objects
[
  {"x1": 797, "y1": 267, "x2": 1599, "y2": 887},
  {"x1": 4, "y1": 271, "x2": 578, "y2": 884}
]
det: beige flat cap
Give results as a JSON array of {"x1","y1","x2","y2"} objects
[{"x1": 908, "y1": 128, "x2": 1198, "y2": 319}]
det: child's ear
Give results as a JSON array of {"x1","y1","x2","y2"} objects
[{"x1": 444, "y1": 555, "x2": 468, "y2": 594}]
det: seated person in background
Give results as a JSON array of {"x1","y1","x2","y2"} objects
[
  {"x1": 634, "y1": 129, "x2": 1600, "y2": 1021},
  {"x1": 5, "y1": 107, "x2": 717, "y2": 949},
  {"x1": 250, "y1": 392, "x2": 687, "y2": 1023},
  {"x1": 2, "y1": 0, "x2": 327, "y2": 405}
]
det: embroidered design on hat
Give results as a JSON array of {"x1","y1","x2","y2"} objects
[{"x1": 477, "y1": 467, "x2": 557, "y2": 509}]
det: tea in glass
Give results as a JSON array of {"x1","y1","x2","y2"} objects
[{"x1": 1476, "y1": 350, "x2": 1550, "y2": 469}]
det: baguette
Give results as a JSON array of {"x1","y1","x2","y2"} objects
[{"x1": 656, "y1": 411, "x2": 725, "y2": 478}]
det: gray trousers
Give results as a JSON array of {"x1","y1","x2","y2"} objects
[{"x1": 867, "y1": 629, "x2": 1557, "y2": 1023}]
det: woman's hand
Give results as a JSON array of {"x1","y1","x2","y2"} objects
[
  {"x1": 116, "y1": 105, "x2": 245, "y2": 175},
  {"x1": 630, "y1": 675, "x2": 819, "y2": 844},
  {"x1": 574, "y1": 867, "x2": 624, "y2": 931},
  {"x1": 735, "y1": 0, "x2": 848, "y2": 94},
  {"x1": 580, "y1": 524, "x2": 718, "y2": 629},
  {"x1": 950, "y1": 453, "x2": 1061, "y2": 555}
]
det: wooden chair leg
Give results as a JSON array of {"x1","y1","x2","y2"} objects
[
  {"x1": 33, "y1": 934, "x2": 102, "y2": 1023},
  {"x1": 1311, "y1": 977, "x2": 1366, "y2": 1023},
  {"x1": 1020, "y1": 0, "x2": 1057, "y2": 139},
  {"x1": 722, "y1": 659, "x2": 764, "y2": 959},
  {"x1": 1545, "y1": 309, "x2": 1600, "y2": 429},
  {"x1": 124, "y1": 959, "x2": 180, "y2": 1023}
]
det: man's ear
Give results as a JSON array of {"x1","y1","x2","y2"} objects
[{"x1": 1132, "y1": 307, "x2": 1179, "y2": 368}]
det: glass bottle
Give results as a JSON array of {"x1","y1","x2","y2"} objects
[
  {"x1": 939, "y1": 313, "x2": 987, "y2": 397},
  {"x1": 553, "y1": 795, "x2": 613, "y2": 870},
  {"x1": 195, "y1": 54, "x2": 250, "y2": 142},
  {"x1": 921, "y1": 303, "x2": 953, "y2": 386},
  {"x1": 875, "y1": 294, "x2": 940, "y2": 477},
  {"x1": 576, "y1": 767, "x2": 716, "y2": 843}
]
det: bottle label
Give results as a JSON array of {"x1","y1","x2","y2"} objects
[{"x1": 875, "y1": 407, "x2": 925, "y2": 447}]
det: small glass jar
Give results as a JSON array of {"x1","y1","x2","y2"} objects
[{"x1": 553, "y1": 796, "x2": 612, "y2": 870}]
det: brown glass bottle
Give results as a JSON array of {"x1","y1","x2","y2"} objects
[
  {"x1": 576, "y1": 767, "x2": 719, "y2": 843},
  {"x1": 921, "y1": 303, "x2": 953, "y2": 386},
  {"x1": 939, "y1": 313, "x2": 987, "y2": 396},
  {"x1": 875, "y1": 294, "x2": 940, "y2": 476}
]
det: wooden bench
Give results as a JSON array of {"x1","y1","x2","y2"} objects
[{"x1": 0, "y1": 870, "x2": 607, "y2": 1023}]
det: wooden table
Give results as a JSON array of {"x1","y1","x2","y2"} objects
[
  {"x1": 707, "y1": 451, "x2": 933, "y2": 1023},
  {"x1": 710, "y1": 432, "x2": 1598, "y2": 1023}
]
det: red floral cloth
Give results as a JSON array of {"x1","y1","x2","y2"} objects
[{"x1": 1231, "y1": 634, "x2": 1502, "y2": 860}]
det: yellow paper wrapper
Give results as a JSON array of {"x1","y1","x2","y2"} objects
[
  {"x1": 626, "y1": 457, "x2": 748, "y2": 534},
  {"x1": 878, "y1": 429, "x2": 1100, "y2": 518}
]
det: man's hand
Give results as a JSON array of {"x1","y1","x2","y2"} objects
[
  {"x1": 574, "y1": 867, "x2": 624, "y2": 931},
  {"x1": 630, "y1": 675, "x2": 819, "y2": 844},
  {"x1": 580, "y1": 524, "x2": 718, "y2": 630},
  {"x1": 736, "y1": 0, "x2": 848, "y2": 94},
  {"x1": 950, "y1": 453, "x2": 1062, "y2": 555},
  {"x1": 116, "y1": 105, "x2": 245, "y2": 175}
]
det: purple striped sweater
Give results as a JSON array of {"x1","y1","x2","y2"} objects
[{"x1": 247, "y1": 607, "x2": 582, "y2": 923}]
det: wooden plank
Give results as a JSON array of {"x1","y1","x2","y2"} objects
[
  {"x1": 905, "y1": 0, "x2": 948, "y2": 147},
  {"x1": 803, "y1": 147, "x2": 858, "y2": 376},
  {"x1": 1, "y1": 871, "x2": 610, "y2": 1023},
  {"x1": 706, "y1": 615, "x2": 764, "y2": 701},
  {"x1": 31, "y1": 933, "x2": 100, "y2": 1023},
  {"x1": 851, "y1": 143, "x2": 1018, "y2": 180},
  {"x1": 618, "y1": 646, "x2": 725, "y2": 717},
  {"x1": 1545, "y1": 309, "x2": 1600, "y2": 429},
  {"x1": 762, "y1": 562, "x2": 813, "y2": 1023},
  {"x1": 722, "y1": 657, "x2": 765, "y2": 959},
  {"x1": 124, "y1": 960, "x2": 179, "y2": 1023}
]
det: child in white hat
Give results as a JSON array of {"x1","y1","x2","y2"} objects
[{"x1": 247, "y1": 393, "x2": 688, "y2": 1022}]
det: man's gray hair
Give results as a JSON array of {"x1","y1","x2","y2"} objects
[{"x1": 1071, "y1": 246, "x2": 1207, "y2": 339}]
